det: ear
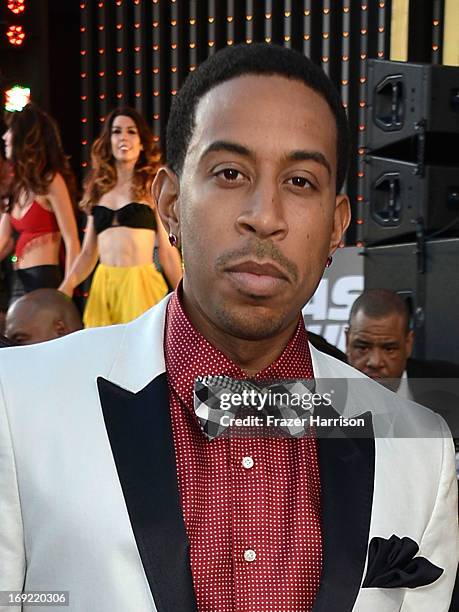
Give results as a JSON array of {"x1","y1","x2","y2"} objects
[
  {"x1": 152, "y1": 166, "x2": 181, "y2": 240},
  {"x1": 54, "y1": 319, "x2": 68, "y2": 338},
  {"x1": 405, "y1": 329, "x2": 414, "y2": 357},
  {"x1": 328, "y1": 194, "x2": 351, "y2": 256}
]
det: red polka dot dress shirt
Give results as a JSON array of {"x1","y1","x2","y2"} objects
[{"x1": 164, "y1": 290, "x2": 322, "y2": 611}]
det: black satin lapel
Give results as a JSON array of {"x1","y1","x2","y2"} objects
[
  {"x1": 312, "y1": 413, "x2": 375, "y2": 612},
  {"x1": 97, "y1": 374, "x2": 198, "y2": 612}
]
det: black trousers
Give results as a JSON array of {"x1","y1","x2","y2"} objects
[{"x1": 11, "y1": 265, "x2": 63, "y2": 302}]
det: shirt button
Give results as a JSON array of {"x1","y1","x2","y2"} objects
[
  {"x1": 242, "y1": 456, "x2": 254, "y2": 469},
  {"x1": 244, "y1": 549, "x2": 257, "y2": 562}
]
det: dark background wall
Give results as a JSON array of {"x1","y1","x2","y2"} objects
[{"x1": 77, "y1": 0, "x2": 393, "y2": 245}]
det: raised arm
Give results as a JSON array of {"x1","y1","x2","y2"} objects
[
  {"x1": 47, "y1": 173, "x2": 81, "y2": 273},
  {"x1": 155, "y1": 208, "x2": 182, "y2": 288},
  {"x1": 59, "y1": 214, "x2": 99, "y2": 297}
]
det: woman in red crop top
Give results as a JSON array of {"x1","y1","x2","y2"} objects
[
  {"x1": 59, "y1": 107, "x2": 182, "y2": 327},
  {"x1": 0, "y1": 103, "x2": 80, "y2": 298}
]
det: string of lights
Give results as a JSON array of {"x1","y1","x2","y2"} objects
[{"x1": 76, "y1": 0, "x2": 453, "y2": 244}]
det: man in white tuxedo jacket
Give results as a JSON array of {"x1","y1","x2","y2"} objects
[{"x1": 1, "y1": 43, "x2": 457, "y2": 612}]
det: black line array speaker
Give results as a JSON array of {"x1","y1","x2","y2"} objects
[
  {"x1": 360, "y1": 59, "x2": 459, "y2": 247},
  {"x1": 364, "y1": 238, "x2": 459, "y2": 364},
  {"x1": 362, "y1": 156, "x2": 459, "y2": 245},
  {"x1": 366, "y1": 59, "x2": 459, "y2": 151}
]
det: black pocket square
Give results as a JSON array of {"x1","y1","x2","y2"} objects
[{"x1": 363, "y1": 535, "x2": 444, "y2": 589}]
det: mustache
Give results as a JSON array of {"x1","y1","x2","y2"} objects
[{"x1": 215, "y1": 239, "x2": 299, "y2": 283}]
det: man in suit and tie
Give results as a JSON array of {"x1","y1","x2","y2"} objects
[
  {"x1": 345, "y1": 288, "x2": 459, "y2": 430},
  {"x1": 0, "y1": 44, "x2": 457, "y2": 611}
]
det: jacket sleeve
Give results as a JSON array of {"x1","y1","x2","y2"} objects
[
  {"x1": 401, "y1": 417, "x2": 459, "y2": 611},
  {"x1": 0, "y1": 368, "x2": 26, "y2": 605}
]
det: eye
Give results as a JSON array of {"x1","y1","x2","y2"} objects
[
  {"x1": 215, "y1": 168, "x2": 245, "y2": 182},
  {"x1": 286, "y1": 175, "x2": 314, "y2": 189},
  {"x1": 11, "y1": 335, "x2": 27, "y2": 345}
]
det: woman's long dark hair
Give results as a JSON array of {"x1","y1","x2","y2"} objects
[
  {"x1": 5, "y1": 103, "x2": 76, "y2": 208},
  {"x1": 81, "y1": 106, "x2": 161, "y2": 212}
]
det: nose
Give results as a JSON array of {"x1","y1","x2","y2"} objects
[
  {"x1": 236, "y1": 178, "x2": 288, "y2": 240},
  {"x1": 366, "y1": 348, "x2": 385, "y2": 370}
]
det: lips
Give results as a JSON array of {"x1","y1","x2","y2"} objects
[
  {"x1": 228, "y1": 261, "x2": 287, "y2": 278},
  {"x1": 225, "y1": 260, "x2": 289, "y2": 297},
  {"x1": 365, "y1": 371, "x2": 385, "y2": 380}
]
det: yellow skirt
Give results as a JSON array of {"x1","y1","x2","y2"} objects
[{"x1": 83, "y1": 263, "x2": 168, "y2": 328}]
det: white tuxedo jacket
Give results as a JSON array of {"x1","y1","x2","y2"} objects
[{"x1": 0, "y1": 296, "x2": 457, "y2": 611}]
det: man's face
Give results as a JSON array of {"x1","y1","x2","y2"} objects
[
  {"x1": 346, "y1": 310, "x2": 414, "y2": 380},
  {"x1": 157, "y1": 74, "x2": 350, "y2": 341},
  {"x1": 5, "y1": 303, "x2": 58, "y2": 345}
]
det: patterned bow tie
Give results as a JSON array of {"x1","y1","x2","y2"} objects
[{"x1": 193, "y1": 375, "x2": 318, "y2": 440}]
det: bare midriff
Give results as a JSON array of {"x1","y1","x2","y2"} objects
[
  {"x1": 98, "y1": 226, "x2": 157, "y2": 267},
  {"x1": 15, "y1": 233, "x2": 61, "y2": 269}
]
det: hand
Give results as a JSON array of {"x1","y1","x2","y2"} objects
[{"x1": 58, "y1": 282, "x2": 73, "y2": 297}]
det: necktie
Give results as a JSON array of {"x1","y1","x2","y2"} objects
[{"x1": 193, "y1": 375, "x2": 317, "y2": 440}]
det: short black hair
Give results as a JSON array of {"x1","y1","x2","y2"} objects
[
  {"x1": 166, "y1": 43, "x2": 350, "y2": 193},
  {"x1": 349, "y1": 289, "x2": 411, "y2": 333}
]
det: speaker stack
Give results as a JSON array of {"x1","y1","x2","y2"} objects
[{"x1": 361, "y1": 59, "x2": 459, "y2": 363}]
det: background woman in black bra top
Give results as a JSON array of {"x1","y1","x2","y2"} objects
[
  {"x1": 59, "y1": 106, "x2": 182, "y2": 327},
  {"x1": 0, "y1": 103, "x2": 80, "y2": 298}
]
